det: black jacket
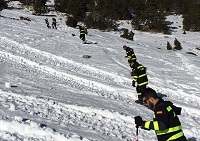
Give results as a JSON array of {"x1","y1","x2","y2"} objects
[
  {"x1": 143, "y1": 98, "x2": 187, "y2": 141},
  {"x1": 125, "y1": 47, "x2": 137, "y2": 62},
  {"x1": 131, "y1": 62, "x2": 148, "y2": 87},
  {"x1": 79, "y1": 27, "x2": 87, "y2": 35}
]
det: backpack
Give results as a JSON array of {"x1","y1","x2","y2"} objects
[{"x1": 164, "y1": 101, "x2": 182, "y2": 115}]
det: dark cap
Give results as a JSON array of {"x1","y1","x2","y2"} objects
[{"x1": 123, "y1": 45, "x2": 127, "y2": 49}]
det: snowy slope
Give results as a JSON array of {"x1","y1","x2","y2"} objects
[{"x1": 0, "y1": 5, "x2": 200, "y2": 141}]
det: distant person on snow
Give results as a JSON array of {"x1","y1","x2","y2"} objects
[
  {"x1": 79, "y1": 25, "x2": 88, "y2": 43},
  {"x1": 135, "y1": 87, "x2": 187, "y2": 141},
  {"x1": 45, "y1": 18, "x2": 51, "y2": 29},
  {"x1": 52, "y1": 17, "x2": 57, "y2": 29},
  {"x1": 123, "y1": 45, "x2": 137, "y2": 63},
  {"x1": 129, "y1": 30, "x2": 134, "y2": 41},
  {"x1": 129, "y1": 60, "x2": 148, "y2": 104}
]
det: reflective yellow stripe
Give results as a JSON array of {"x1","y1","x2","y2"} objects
[
  {"x1": 144, "y1": 121, "x2": 151, "y2": 129},
  {"x1": 153, "y1": 121, "x2": 159, "y2": 130},
  {"x1": 134, "y1": 76, "x2": 138, "y2": 78},
  {"x1": 80, "y1": 30, "x2": 86, "y2": 34},
  {"x1": 156, "y1": 126, "x2": 182, "y2": 135},
  {"x1": 139, "y1": 74, "x2": 147, "y2": 78},
  {"x1": 167, "y1": 106, "x2": 172, "y2": 112},
  {"x1": 133, "y1": 78, "x2": 137, "y2": 81},
  {"x1": 167, "y1": 106, "x2": 176, "y2": 117},
  {"x1": 137, "y1": 66, "x2": 143, "y2": 69},
  {"x1": 167, "y1": 131, "x2": 184, "y2": 141},
  {"x1": 138, "y1": 81, "x2": 148, "y2": 86},
  {"x1": 129, "y1": 58, "x2": 136, "y2": 60},
  {"x1": 138, "y1": 93, "x2": 142, "y2": 96}
]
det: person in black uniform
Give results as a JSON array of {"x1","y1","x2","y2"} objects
[
  {"x1": 52, "y1": 17, "x2": 57, "y2": 29},
  {"x1": 129, "y1": 60, "x2": 148, "y2": 104},
  {"x1": 134, "y1": 87, "x2": 187, "y2": 141},
  {"x1": 79, "y1": 25, "x2": 87, "y2": 43},
  {"x1": 45, "y1": 18, "x2": 51, "y2": 29},
  {"x1": 123, "y1": 45, "x2": 137, "y2": 63}
]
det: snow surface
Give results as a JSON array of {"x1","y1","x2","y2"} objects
[{"x1": 0, "y1": 3, "x2": 200, "y2": 141}]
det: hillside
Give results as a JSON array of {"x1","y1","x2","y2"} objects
[{"x1": 0, "y1": 5, "x2": 200, "y2": 141}]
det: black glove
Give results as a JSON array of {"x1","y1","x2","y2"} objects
[
  {"x1": 132, "y1": 81, "x2": 135, "y2": 87},
  {"x1": 134, "y1": 116, "x2": 144, "y2": 127},
  {"x1": 130, "y1": 71, "x2": 134, "y2": 76}
]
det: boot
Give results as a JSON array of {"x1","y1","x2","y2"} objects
[
  {"x1": 135, "y1": 96, "x2": 143, "y2": 105},
  {"x1": 135, "y1": 99, "x2": 144, "y2": 105}
]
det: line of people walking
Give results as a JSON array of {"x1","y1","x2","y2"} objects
[
  {"x1": 123, "y1": 45, "x2": 187, "y2": 141},
  {"x1": 123, "y1": 45, "x2": 148, "y2": 104}
]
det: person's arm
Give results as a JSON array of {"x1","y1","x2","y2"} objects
[
  {"x1": 130, "y1": 68, "x2": 137, "y2": 82},
  {"x1": 143, "y1": 107, "x2": 168, "y2": 131},
  {"x1": 143, "y1": 120, "x2": 166, "y2": 130}
]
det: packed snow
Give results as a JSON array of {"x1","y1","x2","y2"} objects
[{"x1": 0, "y1": 2, "x2": 200, "y2": 141}]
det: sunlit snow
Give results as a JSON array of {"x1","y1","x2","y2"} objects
[{"x1": 0, "y1": 1, "x2": 200, "y2": 141}]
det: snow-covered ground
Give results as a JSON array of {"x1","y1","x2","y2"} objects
[{"x1": 0, "y1": 4, "x2": 200, "y2": 141}]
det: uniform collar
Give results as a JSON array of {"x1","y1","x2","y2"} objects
[{"x1": 153, "y1": 98, "x2": 163, "y2": 111}]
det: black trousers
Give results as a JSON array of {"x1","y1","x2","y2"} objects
[
  {"x1": 136, "y1": 85, "x2": 147, "y2": 100},
  {"x1": 80, "y1": 34, "x2": 85, "y2": 41}
]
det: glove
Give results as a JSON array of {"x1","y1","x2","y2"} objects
[
  {"x1": 130, "y1": 71, "x2": 134, "y2": 76},
  {"x1": 132, "y1": 81, "x2": 135, "y2": 87},
  {"x1": 134, "y1": 116, "x2": 144, "y2": 127}
]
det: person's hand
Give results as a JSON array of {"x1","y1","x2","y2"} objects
[
  {"x1": 130, "y1": 72, "x2": 134, "y2": 76},
  {"x1": 134, "y1": 116, "x2": 144, "y2": 127}
]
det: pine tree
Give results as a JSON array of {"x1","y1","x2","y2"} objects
[
  {"x1": 173, "y1": 38, "x2": 182, "y2": 50},
  {"x1": 166, "y1": 41, "x2": 172, "y2": 50},
  {"x1": 131, "y1": 0, "x2": 171, "y2": 32},
  {"x1": 97, "y1": 0, "x2": 133, "y2": 20},
  {"x1": 85, "y1": 0, "x2": 118, "y2": 30},
  {"x1": 173, "y1": 0, "x2": 189, "y2": 14},
  {"x1": 33, "y1": 0, "x2": 47, "y2": 15},
  {"x1": 54, "y1": 0, "x2": 69, "y2": 13},
  {"x1": 0, "y1": 0, "x2": 7, "y2": 12},
  {"x1": 67, "y1": 0, "x2": 90, "y2": 22},
  {"x1": 19, "y1": 0, "x2": 35, "y2": 5},
  {"x1": 183, "y1": 1, "x2": 200, "y2": 31},
  {"x1": 120, "y1": 29, "x2": 129, "y2": 39},
  {"x1": 66, "y1": 16, "x2": 78, "y2": 27}
]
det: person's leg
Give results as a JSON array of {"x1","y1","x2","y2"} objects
[
  {"x1": 135, "y1": 85, "x2": 147, "y2": 104},
  {"x1": 139, "y1": 85, "x2": 147, "y2": 98}
]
